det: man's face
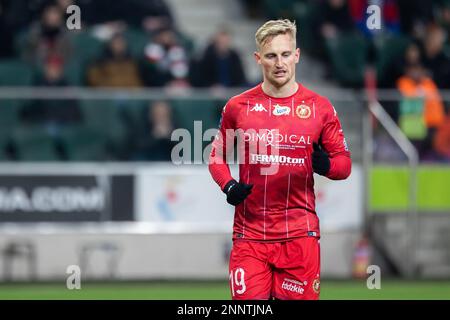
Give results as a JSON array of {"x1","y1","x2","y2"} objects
[{"x1": 254, "y1": 33, "x2": 300, "y2": 88}]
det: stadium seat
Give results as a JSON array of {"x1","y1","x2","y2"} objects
[
  {"x1": 0, "y1": 59, "x2": 34, "y2": 86},
  {"x1": 70, "y1": 31, "x2": 104, "y2": 65},
  {"x1": 325, "y1": 33, "x2": 368, "y2": 87},
  {"x1": 176, "y1": 31, "x2": 195, "y2": 57},
  {"x1": 59, "y1": 125, "x2": 108, "y2": 161},
  {"x1": 0, "y1": 100, "x2": 23, "y2": 160},
  {"x1": 292, "y1": 1, "x2": 321, "y2": 53},
  {"x1": 123, "y1": 27, "x2": 149, "y2": 58},
  {"x1": 170, "y1": 99, "x2": 219, "y2": 132},
  {"x1": 262, "y1": 0, "x2": 297, "y2": 19},
  {"x1": 80, "y1": 99, "x2": 129, "y2": 155},
  {"x1": 0, "y1": 134, "x2": 11, "y2": 161},
  {"x1": 169, "y1": 99, "x2": 221, "y2": 162},
  {"x1": 374, "y1": 34, "x2": 411, "y2": 87},
  {"x1": 64, "y1": 57, "x2": 84, "y2": 86},
  {"x1": 11, "y1": 126, "x2": 60, "y2": 161}
]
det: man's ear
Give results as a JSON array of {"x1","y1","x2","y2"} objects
[
  {"x1": 295, "y1": 47, "x2": 300, "y2": 63},
  {"x1": 254, "y1": 51, "x2": 261, "y2": 65}
]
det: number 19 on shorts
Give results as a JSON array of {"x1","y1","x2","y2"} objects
[{"x1": 229, "y1": 268, "x2": 246, "y2": 296}]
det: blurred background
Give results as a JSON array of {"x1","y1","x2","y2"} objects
[{"x1": 0, "y1": 0, "x2": 449, "y2": 299}]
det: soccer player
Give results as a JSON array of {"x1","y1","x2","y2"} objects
[{"x1": 208, "y1": 19, "x2": 351, "y2": 300}]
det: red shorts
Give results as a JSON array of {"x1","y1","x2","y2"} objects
[{"x1": 228, "y1": 236, "x2": 320, "y2": 300}]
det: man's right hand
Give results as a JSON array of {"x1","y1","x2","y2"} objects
[{"x1": 222, "y1": 180, "x2": 253, "y2": 206}]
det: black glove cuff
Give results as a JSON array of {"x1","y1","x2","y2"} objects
[{"x1": 222, "y1": 179, "x2": 237, "y2": 194}]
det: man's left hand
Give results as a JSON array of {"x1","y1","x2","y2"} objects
[{"x1": 312, "y1": 143, "x2": 330, "y2": 176}]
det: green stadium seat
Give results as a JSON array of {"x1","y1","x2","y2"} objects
[
  {"x1": 123, "y1": 28, "x2": 149, "y2": 58},
  {"x1": 325, "y1": 33, "x2": 368, "y2": 87},
  {"x1": 0, "y1": 136, "x2": 11, "y2": 160},
  {"x1": 176, "y1": 32, "x2": 195, "y2": 57},
  {"x1": 374, "y1": 34, "x2": 411, "y2": 86},
  {"x1": 262, "y1": 0, "x2": 297, "y2": 19},
  {"x1": 169, "y1": 99, "x2": 221, "y2": 162},
  {"x1": 11, "y1": 126, "x2": 60, "y2": 161},
  {"x1": 0, "y1": 59, "x2": 34, "y2": 86},
  {"x1": 64, "y1": 58, "x2": 84, "y2": 86},
  {"x1": 70, "y1": 31, "x2": 104, "y2": 65},
  {"x1": 170, "y1": 99, "x2": 219, "y2": 132},
  {"x1": 0, "y1": 100, "x2": 23, "y2": 159},
  {"x1": 0, "y1": 100, "x2": 21, "y2": 127},
  {"x1": 80, "y1": 99, "x2": 128, "y2": 153},
  {"x1": 59, "y1": 125, "x2": 108, "y2": 161},
  {"x1": 292, "y1": 2, "x2": 321, "y2": 54}
]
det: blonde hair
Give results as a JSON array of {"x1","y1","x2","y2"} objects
[{"x1": 255, "y1": 19, "x2": 297, "y2": 50}]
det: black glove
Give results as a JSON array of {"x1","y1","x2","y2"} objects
[
  {"x1": 222, "y1": 179, "x2": 253, "y2": 206},
  {"x1": 312, "y1": 143, "x2": 330, "y2": 176}
]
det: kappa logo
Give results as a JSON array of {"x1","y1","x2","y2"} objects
[
  {"x1": 296, "y1": 104, "x2": 311, "y2": 119},
  {"x1": 250, "y1": 103, "x2": 267, "y2": 112},
  {"x1": 272, "y1": 104, "x2": 290, "y2": 116}
]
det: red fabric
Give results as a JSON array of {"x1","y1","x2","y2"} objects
[
  {"x1": 209, "y1": 83, "x2": 351, "y2": 240},
  {"x1": 229, "y1": 237, "x2": 321, "y2": 300},
  {"x1": 209, "y1": 83, "x2": 351, "y2": 241}
]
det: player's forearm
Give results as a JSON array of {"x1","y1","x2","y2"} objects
[
  {"x1": 209, "y1": 161, "x2": 233, "y2": 190},
  {"x1": 326, "y1": 153, "x2": 351, "y2": 180}
]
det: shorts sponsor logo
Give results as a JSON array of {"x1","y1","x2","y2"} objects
[
  {"x1": 296, "y1": 104, "x2": 311, "y2": 119},
  {"x1": 273, "y1": 104, "x2": 290, "y2": 116},
  {"x1": 281, "y1": 278, "x2": 306, "y2": 295}
]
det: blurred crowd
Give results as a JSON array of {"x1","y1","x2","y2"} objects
[
  {"x1": 251, "y1": 0, "x2": 450, "y2": 162},
  {"x1": 0, "y1": 0, "x2": 248, "y2": 161},
  {"x1": 0, "y1": 0, "x2": 249, "y2": 89},
  {"x1": 1, "y1": 0, "x2": 450, "y2": 162}
]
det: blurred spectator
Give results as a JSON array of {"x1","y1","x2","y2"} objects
[
  {"x1": 140, "y1": 27, "x2": 189, "y2": 88},
  {"x1": 384, "y1": 41, "x2": 422, "y2": 89},
  {"x1": 397, "y1": 0, "x2": 434, "y2": 39},
  {"x1": 239, "y1": 0, "x2": 263, "y2": 18},
  {"x1": 86, "y1": 33, "x2": 143, "y2": 87},
  {"x1": 396, "y1": 63, "x2": 445, "y2": 159},
  {"x1": 20, "y1": 54, "x2": 83, "y2": 132},
  {"x1": 23, "y1": 3, "x2": 72, "y2": 65},
  {"x1": 318, "y1": 0, "x2": 355, "y2": 40},
  {"x1": 0, "y1": 0, "x2": 17, "y2": 58},
  {"x1": 125, "y1": 100, "x2": 177, "y2": 161},
  {"x1": 313, "y1": 0, "x2": 356, "y2": 75},
  {"x1": 379, "y1": 41, "x2": 424, "y2": 124},
  {"x1": 422, "y1": 25, "x2": 450, "y2": 89},
  {"x1": 0, "y1": 0, "x2": 46, "y2": 45},
  {"x1": 193, "y1": 28, "x2": 247, "y2": 88},
  {"x1": 437, "y1": 2, "x2": 450, "y2": 38},
  {"x1": 433, "y1": 113, "x2": 450, "y2": 162},
  {"x1": 79, "y1": 0, "x2": 173, "y2": 31}
]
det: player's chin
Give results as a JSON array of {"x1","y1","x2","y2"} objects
[{"x1": 270, "y1": 75, "x2": 290, "y2": 87}]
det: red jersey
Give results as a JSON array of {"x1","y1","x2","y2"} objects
[{"x1": 209, "y1": 83, "x2": 351, "y2": 241}]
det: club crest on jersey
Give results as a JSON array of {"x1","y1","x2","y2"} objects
[
  {"x1": 272, "y1": 104, "x2": 290, "y2": 116},
  {"x1": 250, "y1": 103, "x2": 267, "y2": 112},
  {"x1": 312, "y1": 279, "x2": 320, "y2": 294},
  {"x1": 296, "y1": 104, "x2": 311, "y2": 119}
]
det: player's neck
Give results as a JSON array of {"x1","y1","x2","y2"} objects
[{"x1": 261, "y1": 80, "x2": 298, "y2": 98}]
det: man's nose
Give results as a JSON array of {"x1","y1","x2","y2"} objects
[{"x1": 275, "y1": 56, "x2": 283, "y2": 67}]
